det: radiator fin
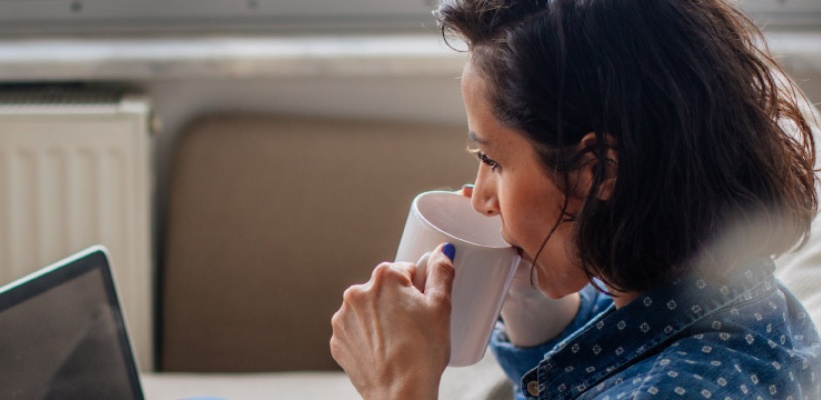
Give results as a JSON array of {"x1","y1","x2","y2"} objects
[{"x1": 0, "y1": 87, "x2": 153, "y2": 371}]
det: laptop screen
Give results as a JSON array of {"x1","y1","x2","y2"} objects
[{"x1": 0, "y1": 247, "x2": 143, "y2": 400}]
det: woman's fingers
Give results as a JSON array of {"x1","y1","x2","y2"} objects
[
  {"x1": 412, "y1": 253, "x2": 431, "y2": 291},
  {"x1": 461, "y1": 183, "x2": 474, "y2": 198},
  {"x1": 330, "y1": 257, "x2": 452, "y2": 398},
  {"x1": 424, "y1": 243, "x2": 456, "y2": 305}
]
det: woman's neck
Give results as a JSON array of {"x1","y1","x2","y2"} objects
[{"x1": 611, "y1": 291, "x2": 640, "y2": 309}]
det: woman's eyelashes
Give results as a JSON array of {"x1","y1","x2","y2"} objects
[
  {"x1": 466, "y1": 142, "x2": 501, "y2": 171},
  {"x1": 475, "y1": 150, "x2": 500, "y2": 172}
]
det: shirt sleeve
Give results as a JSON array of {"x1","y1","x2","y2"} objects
[{"x1": 489, "y1": 284, "x2": 612, "y2": 385}]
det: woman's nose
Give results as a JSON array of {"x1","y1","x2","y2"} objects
[{"x1": 471, "y1": 173, "x2": 500, "y2": 216}]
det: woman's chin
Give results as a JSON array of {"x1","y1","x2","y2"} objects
[
  {"x1": 535, "y1": 277, "x2": 580, "y2": 300},
  {"x1": 539, "y1": 288, "x2": 563, "y2": 300}
]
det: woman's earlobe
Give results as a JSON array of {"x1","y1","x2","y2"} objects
[
  {"x1": 578, "y1": 132, "x2": 618, "y2": 201},
  {"x1": 596, "y1": 157, "x2": 618, "y2": 201}
]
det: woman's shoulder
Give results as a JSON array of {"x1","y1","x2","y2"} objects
[
  {"x1": 630, "y1": 289, "x2": 820, "y2": 399},
  {"x1": 587, "y1": 264, "x2": 820, "y2": 399},
  {"x1": 629, "y1": 335, "x2": 813, "y2": 398}
]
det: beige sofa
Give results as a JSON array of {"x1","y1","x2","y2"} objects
[
  {"x1": 146, "y1": 96, "x2": 821, "y2": 399},
  {"x1": 149, "y1": 114, "x2": 515, "y2": 399}
]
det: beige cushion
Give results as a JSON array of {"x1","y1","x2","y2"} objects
[{"x1": 162, "y1": 114, "x2": 476, "y2": 372}]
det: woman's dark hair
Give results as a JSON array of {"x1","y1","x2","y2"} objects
[{"x1": 436, "y1": 0, "x2": 818, "y2": 293}]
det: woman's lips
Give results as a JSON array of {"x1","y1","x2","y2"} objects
[
  {"x1": 501, "y1": 229, "x2": 533, "y2": 261},
  {"x1": 501, "y1": 231, "x2": 528, "y2": 259},
  {"x1": 514, "y1": 246, "x2": 535, "y2": 263}
]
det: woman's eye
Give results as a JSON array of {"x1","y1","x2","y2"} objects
[{"x1": 476, "y1": 151, "x2": 500, "y2": 171}]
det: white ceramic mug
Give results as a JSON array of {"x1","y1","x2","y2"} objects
[{"x1": 395, "y1": 191, "x2": 520, "y2": 367}]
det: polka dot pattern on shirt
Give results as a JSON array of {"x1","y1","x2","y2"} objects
[{"x1": 493, "y1": 259, "x2": 821, "y2": 400}]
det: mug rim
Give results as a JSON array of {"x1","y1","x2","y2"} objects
[{"x1": 412, "y1": 190, "x2": 512, "y2": 249}]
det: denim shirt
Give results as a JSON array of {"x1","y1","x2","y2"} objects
[{"x1": 490, "y1": 259, "x2": 821, "y2": 399}]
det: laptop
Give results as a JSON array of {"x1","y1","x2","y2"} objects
[{"x1": 0, "y1": 245, "x2": 144, "y2": 400}]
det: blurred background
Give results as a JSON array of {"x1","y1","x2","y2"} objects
[{"x1": 0, "y1": 0, "x2": 817, "y2": 377}]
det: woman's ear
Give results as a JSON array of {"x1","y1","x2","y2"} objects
[{"x1": 576, "y1": 132, "x2": 618, "y2": 201}]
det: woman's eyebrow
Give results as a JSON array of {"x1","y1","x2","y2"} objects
[{"x1": 468, "y1": 131, "x2": 489, "y2": 146}]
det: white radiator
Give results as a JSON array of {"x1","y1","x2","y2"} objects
[{"x1": 0, "y1": 86, "x2": 153, "y2": 371}]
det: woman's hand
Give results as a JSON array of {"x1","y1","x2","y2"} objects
[{"x1": 330, "y1": 244, "x2": 456, "y2": 400}]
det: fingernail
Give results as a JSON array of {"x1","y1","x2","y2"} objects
[
  {"x1": 462, "y1": 183, "x2": 474, "y2": 190},
  {"x1": 442, "y1": 243, "x2": 456, "y2": 261}
]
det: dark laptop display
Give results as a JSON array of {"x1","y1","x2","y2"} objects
[{"x1": 0, "y1": 246, "x2": 143, "y2": 400}]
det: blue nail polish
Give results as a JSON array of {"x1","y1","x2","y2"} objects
[{"x1": 443, "y1": 243, "x2": 456, "y2": 261}]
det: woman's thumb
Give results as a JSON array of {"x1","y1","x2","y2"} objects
[{"x1": 424, "y1": 243, "x2": 456, "y2": 302}]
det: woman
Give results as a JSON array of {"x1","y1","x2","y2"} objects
[{"x1": 330, "y1": 0, "x2": 821, "y2": 398}]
